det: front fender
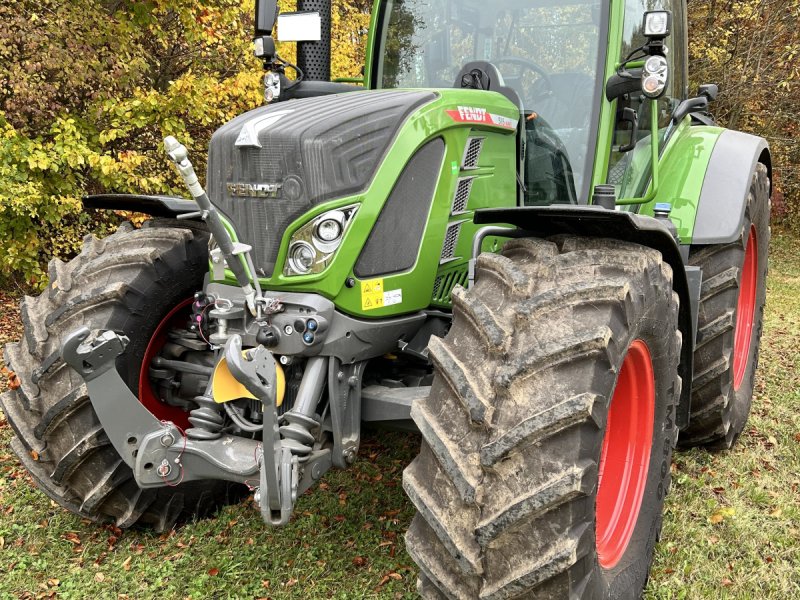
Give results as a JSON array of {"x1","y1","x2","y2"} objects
[
  {"x1": 83, "y1": 194, "x2": 199, "y2": 218},
  {"x1": 474, "y1": 205, "x2": 694, "y2": 429}
]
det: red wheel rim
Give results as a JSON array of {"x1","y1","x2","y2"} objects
[
  {"x1": 138, "y1": 298, "x2": 194, "y2": 429},
  {"x1": 733, "y1": 225, "x2": 758, "y2": 390},
  {"x1": 596, "y1": 339, "x2": 655, "y2": 570}
]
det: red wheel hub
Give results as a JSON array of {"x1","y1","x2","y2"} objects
[
  {"x1": 733, "y1": 225, "x2": 758, "y2": 390},
  {"x1": 596, "y1": 339, "x2": 655, "y2": 570},
  {"x1": 138, "y1": 298, "x2": 194, "y2": 429}
]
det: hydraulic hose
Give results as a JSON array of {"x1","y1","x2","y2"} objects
[{"x1": 164, "y1": 136, "x2": 261, "y2": 314}]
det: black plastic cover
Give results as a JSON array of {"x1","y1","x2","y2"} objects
[
  {"x1": 206, "y1": 90, "x2": 436, "y2": 276},
  {"x1": 354, "y1": 138, "x2": 445, "y2": 278},
  {"x1": 83, "y1": 194, "x2": 198, "y2": 217}
]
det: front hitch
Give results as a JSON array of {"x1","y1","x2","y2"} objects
[
  {"x1": 61, "y1": 327, "x2": 333, "y2": 527},
  {"x1": 223, "y1": 335, "x2": 299, "y2": 525}
]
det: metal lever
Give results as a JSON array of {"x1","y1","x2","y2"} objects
[{"x1": 164, "y1": 136, "x2": 262, "y2": 315}]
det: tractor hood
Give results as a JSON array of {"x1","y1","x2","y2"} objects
[{"x1": 206, "y1": 90, "x2": 436, "y2": 277}]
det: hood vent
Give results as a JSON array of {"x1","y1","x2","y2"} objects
[
  {"x1": 462, "y1": 137, "x2": 484, "y2": 170},
  {"x1": 452, "y1": 177, "x2": 475, "y2": 214}
]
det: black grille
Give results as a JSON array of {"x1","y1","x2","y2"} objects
[
  {"x1": 452, "y1": 177, "x2": 474, "y2": 213},
  {"x1": 432, "y1": 268, "x2": 469, "y2": 304},
  {"x1": 462, "y1": 137, "x2": 484, "y2": 169},
  {"x1": 206, "y1": 90, "x2": 436, "y2": 276},
  {"x1": 354, "y1": 138, "x2": 445, "y2": 278},
  {"x1": 296, "y1": 0, "x2": 331, "y2": 81}
]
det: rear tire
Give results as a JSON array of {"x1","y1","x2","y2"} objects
[
  {"x1": 404, "y1": 236, "x2": 681, "y2": 599},
  {"x1": 1, "y1": 219, "x2": 244, "y2": 531},
  {"x1": 679, "y1": 164, "x2": 770, "y2": 450}
]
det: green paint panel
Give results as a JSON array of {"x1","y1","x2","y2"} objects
[
  {"x1": 216, "y1": 89, "x2": 519, "y2": 318},
  {"x1": 640, "y1": 121, "x2": 723, "y2": 243}
]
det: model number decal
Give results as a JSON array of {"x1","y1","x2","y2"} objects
[{"x1": 446, "y1": 106, "x2": 518, "y2": 130}]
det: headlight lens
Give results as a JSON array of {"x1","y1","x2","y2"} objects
[
  {"x1": 287, "y1": 241, "x2": 316, "y2": 274},
  {"x1": 315, "y1": 218, "x2": 343, "y2": 243},
  {"x1": 284, "y1": 205, "x2": 358, "y2": 276},
  {"x1": 641, "y1": 55, "x2": 668, "y2": 98}
]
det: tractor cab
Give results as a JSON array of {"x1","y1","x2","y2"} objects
[
  {"x1": 371, "y1": 0, "x2": 607, "y2": 206},
  {"x1": 258, "y1": 0, "x2": 690, "y2": 214}
]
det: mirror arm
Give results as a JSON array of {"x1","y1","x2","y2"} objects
[
  {"x1": 672, "y1": 96, "x2": 709, "y2": 125},
  {"x1": 605, "y1": 68, "x2": 644, "y2": 102}
]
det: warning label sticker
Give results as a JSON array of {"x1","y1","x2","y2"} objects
[
  {"x1": 383, "y1": 288, "x2": 402, "y2": 307},
  {"x1": 361, "y1": 279, "x2": 384, "y2": 310},
  {"x1": 361, "y1": 279, "x2": 403, "y2": 311}
]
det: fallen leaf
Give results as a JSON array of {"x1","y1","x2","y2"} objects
[
  {"x1": 64, "y1": 532, "x2": 81, "y2": 545},
  {"x1": 352, "y1": 556, "x2": 367, "y2": 567},
  {"x1": 122, "y1": 556, "x2": 132, "y2": 572},
  {"x1": 95, "y1": 572, "x2": 105, "y2": 583},
  {"x1": 208, "y1": 568, "x2": 219, "y2": 577}
]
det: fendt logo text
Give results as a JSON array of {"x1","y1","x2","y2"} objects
[{"x1": 226, "y1": 182, "x2": 282, "y2": 198}]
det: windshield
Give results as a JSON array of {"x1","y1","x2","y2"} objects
[{"x1": 375, "y1": 0, "x2": 606, "y2": 202}]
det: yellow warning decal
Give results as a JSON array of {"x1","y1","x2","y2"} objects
[{"x1": 361, "y1": 278, "x2": 385, "y2": 311}]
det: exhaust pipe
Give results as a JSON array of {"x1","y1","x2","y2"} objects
[{"x1": 296, "y1": 0, "x2": 331, "y2": 81}]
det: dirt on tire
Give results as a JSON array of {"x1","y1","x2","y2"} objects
[
  {"x1": 404, "y1": 236, "x2": 682, "y2": 599},
  {"x1": 0, "y1": 219, "x2": 244, "y2": 531}
]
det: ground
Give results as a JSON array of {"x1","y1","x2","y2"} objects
[{"x1": 0, "y1": 232, "x2": 797, "y2": 599}]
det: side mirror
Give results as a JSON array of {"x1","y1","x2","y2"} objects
[
  {"x1": 255, "y1": 0, "x2": 278, "y2": 35},
  {"x1": 699, "y1": 83, "x2": 719, "y2": 101}
]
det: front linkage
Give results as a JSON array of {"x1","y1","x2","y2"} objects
[
  {"x1": 59, "y1": 138, "x2": 356, "y2": 526},
  {"x1": 60, "y1": 325, "x2": 327, "y2": 526}
]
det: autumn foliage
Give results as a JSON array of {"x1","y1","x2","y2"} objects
[
  {"x1": 0, "y1": 0, "x2": 796, "y2": 288},
  {"x1": 688, "y1": 0, "x2": 800, "y2": 224}
]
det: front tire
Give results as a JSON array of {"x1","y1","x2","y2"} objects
[
  {"x1": 1, "y1": 219, "x2": 243, "y2": 531},
  {"x1": 404, "y1": 236, "x2": 681, "y2": 599}
]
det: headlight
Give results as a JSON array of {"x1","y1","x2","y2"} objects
[
  {"x1": 284, "y1": 205, "x2": 358, "y2": 276},
  {"x1": 641, "y1": 55, "x2": 669, "y2": 99},
  {"x1": 315, "y1": 218, "x2": 343, "y2": 243},
  {"x1": 287, "y1": 241, "x2": 316, "y2": 274},
  {"x1": 643, "y1": 11, "x2": 671, "y2": 39}
]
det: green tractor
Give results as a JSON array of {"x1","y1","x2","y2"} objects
[{"x1": 2, "y1": 0, "x2": 770, "y2": 597}]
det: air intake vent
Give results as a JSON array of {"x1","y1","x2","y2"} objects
[
  {"x1": 462, "y1": 137, "x2": 484, "y2": 170},
  {"x1": 354, "y1": 138, "x2": 445, "y2": 278},
  {"x1": 440, "y1": 221, "x2": 463, "y2": 264},
  {"x1": 432, "y1": 268, "x2": 469, "y2": 305},
  {"x1": 452, "y1": 177, "x2": 474, "y2": 214}
]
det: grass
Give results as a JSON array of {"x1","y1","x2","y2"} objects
[{"x1": 0, "y1": 232, "x2": 798, "y2": 599}]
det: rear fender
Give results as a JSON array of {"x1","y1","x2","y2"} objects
[{"x1": 692, "y1": 130, "x2": 770, "y2": 244}]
